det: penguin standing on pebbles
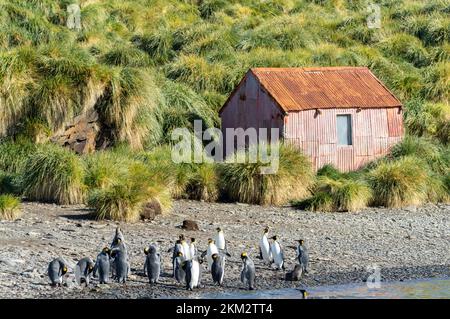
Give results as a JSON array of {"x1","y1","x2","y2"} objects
[
  {"x1": 93, "y1": 247, "x2": 111, "y2": 284},
  {"x1": 211, "y1": 253, "x2": 225, "y2": 286},
  {"x1": 110, "y1": 245, "x2": 129, "y2": 283},
  {"x1": 144, "y1": 245, "x2": 161, "y2": 284},
  {"x1": 174, "y1": 251, "x2": 186, "y2": 284},
  {"x1": 240, "y1": 252, "x2": 256, "y2": 290},
  {"x1": 270, "y1": 236, "x2": 285, "y2": 270},
  {"x1": 75, "y1": 257, "x2": 95, "y2": 287},
  {"x1": 48, "y1": 258, "x2": 68, "y2": 287},
  {"x1": 168, "y1": 240, "x2": 183, "y2": 277},
  {"x1": 259, "y1": 227, "x2": 272, "y2": 265},
  {"x1": 183, "y1": 257, "x2": 202, "y2": 291},
  {"x1": 296, "y1": 239, "x2": 309, "y2": 273}
]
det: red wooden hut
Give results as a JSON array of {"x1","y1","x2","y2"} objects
[{"x1": 219, "y1": 67, "x2": 404, "y2": 172}]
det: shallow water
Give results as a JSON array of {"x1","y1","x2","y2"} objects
[{"x1": 200, "y1": 277, "x2": 450, "y2": 299}]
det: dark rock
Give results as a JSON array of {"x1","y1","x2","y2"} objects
[{"x1": 181, "y1": 220, "x2": 199, "y2": 231}]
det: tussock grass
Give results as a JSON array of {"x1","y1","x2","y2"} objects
[
  {"x1": 22, "y1": 143, "x2": 85, "y2": 204},
  {"x1": 367, "y1": 156, "x2": 429, "y2": 208},
  {"x1": 186, "y1": 163, "x2": 219, "y2": 202},
  {"x1": 0, "y1": 139, "x2": 36, "y2": 174},
  {"x1": 297, "y1": 176, "x2": 372, "y2": 212},
  {"x1": 0, "y1": 194, "x2": 21, "y2": 220},
  {"x1": 218, "y1": 143, "x2": 313, "y2": 205},
  {"x1": 87, "y1": 162, "x2": 172, "y2": 222}
]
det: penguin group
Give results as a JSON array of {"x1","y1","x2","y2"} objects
[{"x1": 47, "y1": 225, "x2": 309, "y2": 292}]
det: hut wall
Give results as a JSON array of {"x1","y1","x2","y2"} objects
[{"x1": 284, "y1": 108, "x2": 403, "y2": 171}]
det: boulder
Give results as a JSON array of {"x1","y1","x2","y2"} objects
[
  {"x1": 51, "y1": 109, "x2": 100, "y2": 155},
  {"x1": 181, "y1": 220, "x2": 199, "y2": 231}
]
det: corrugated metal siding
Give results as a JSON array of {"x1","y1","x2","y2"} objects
[
  {"x1": 221, "y1": 73, "x2": 284, "y2": 158},
  {"x1": 285, "y1": 108, "x2": 403, "y2": 172},
  {"x1": 250, "y1": 67, "x2": 402, "y2": 112}
]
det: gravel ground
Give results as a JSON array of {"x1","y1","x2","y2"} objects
[{"x1": 0, "y1": 200, "x2": 449, "y2": 299}]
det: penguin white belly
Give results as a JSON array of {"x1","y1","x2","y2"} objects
[
  {"x1": 215, "y1": 233, "x2": 225, "y2": 250},
  {"x1": 207, "y1": 244, "x2": 219, "y2": 268},
  {"x1": 189, "y1": 245, "x2": 196, "y2": 259},
  {"x1": 191, "y1": 260, "x2": 200, "y2": 288},
  {"x1": 220, "y1": 257, "x2": 226, "y2": 283},
  {"x1": 182, "y1": 242, "x2": 191, "y2": 260},
  {"x1": 260, "y1": 236, "x2": 271, "y2": 262},
  {"x1": 271, "y1": 243, "x2": 283, "y2": 268}
]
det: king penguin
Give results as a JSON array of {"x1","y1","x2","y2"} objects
[
  {"x1": 48, "y1": 257, "x2": 68, "y2": 287},
  {"x1": 183, "y1": 257, "x2": 202, "y2": 291},
  {"x1": 215, "y1": 227, "x2": 226, "y2": 251},
  {"x1": 259, "y1": 227, "x2": 272, "y2": 265},
  {"x1": 174, "y1": 251, "x2": 186, "y2": 284},
  {"x1": 144, "y1": 244, "x2": 161, "y2": 284},
  {"x1": 296, "y1": 239, "x2": 309, "y2": 273},
  {"x1": 75, "y1": 257, "x2": 95, "y2": 287},
  {"x1": 240, "y1": 252, "x2": 256, "y2": 290},
  {"x1": 270, "y1": 236, "x2": 285, "y2": 270},
  {"x1": 93, "y1": 247, "x2": 111, "y2": 284},
  {"x1": 211, "y1": 253, "x2": 225, "y2": 286}
]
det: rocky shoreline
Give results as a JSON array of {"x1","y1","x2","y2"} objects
[{"x1": 0, "y1": 200, "x2": 449, "y2": 299}]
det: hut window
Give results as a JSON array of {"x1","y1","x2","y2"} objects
[{"x1": 337, "y1": 114, "x2": 352, "y2": 146}]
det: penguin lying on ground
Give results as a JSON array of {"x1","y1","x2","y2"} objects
[
  {"x1": 240, "y1": 252, "x2": 255, "y2": 290},
  {"x1": 270, "y1": 236, "x2": 285, "y2": 270},
  {"x1": 48, "y1": 258, "x2": 68, "y2": 287},
  {"x1": 211, "y1": 253, "x2": 225, "y2": 286},
  {"x1": 75, "y1": 257, "x2": 95, "y2": 287},
  {"x1": 144, "y1": 244, "x2": 161, "y2": 284},
  {"x1": 93, "y1": 247, "x2": 111, "y2": 284}
]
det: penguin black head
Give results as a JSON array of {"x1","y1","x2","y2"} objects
[
  {"x1": 144, "y1": 247, "x2": 149, "y2": 255},
  {"x1": 300, "y1": 289, "x2": 308, "y2": 299},
  {"x1": 191, "y1": 238, "x2": 196, "y2": 243},
  {"x1": 177, "y1": 251, "x2": 183, "y2": 257},
  {"x1": 179, "y1": 234, "x2": 185, "y2": 241},
  {"x1": 102, "y1": 247, "x2": 111, "y2": 255},
  {"x1": 271, "y1": 235, "x2": 278, "y2": 241},
  {"x1": 176, "y1": 239, "x2": 181, "y2": 244},
  {"x1": 264, "y1": 227, "x2": 269, "y2": 234},
  {"x1": 62, "y1": 266, "x2": 68, "y2": 275},
  {"x1": 298, "y1": 239, "x2": 304, "y2": 245},
  {"x1": 208, "y1": 238, "x2": 214, "y2": 244},
  {"x1": 212, "y1": 253, "x2": 219, "y2": 260},
  {"x1": 240, "y1": 252, "x2": 248, "y2": 260},
  {"x1": 216, "y1": 227, "x2": 221, "y2": 232}
]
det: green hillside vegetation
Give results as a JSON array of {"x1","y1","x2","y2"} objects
[{"x1": 0, "y1": 0, "x2": 448, "y2": 219}]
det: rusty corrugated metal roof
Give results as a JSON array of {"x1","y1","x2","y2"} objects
[{"x1": 250, "y1": 67, "x2": 402, "y2": 112}]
